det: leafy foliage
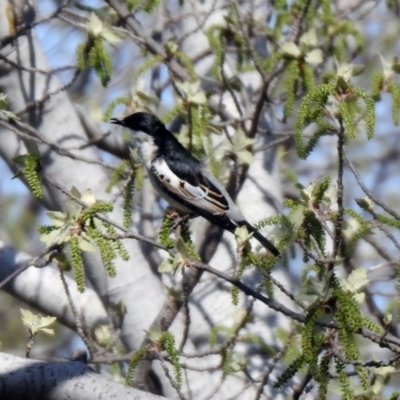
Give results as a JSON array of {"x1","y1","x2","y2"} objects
[
  {"x1": 24, "y1": 153, "x2": 43, "y2": 198},
  {"x1": 38, "y1": 188, "x2": 127, "y2": 291},
  {"x1": 5, "y1": 0, "x2": 400, "y2": 398},
  {"x1": 125, "y1": 347, "x2": 149, "y2": 385},
  {"x1": 160, "y1": 332, "x2": 182, "y2": 388}
]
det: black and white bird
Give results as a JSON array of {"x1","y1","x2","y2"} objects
[{"x1": 110, "y1": 112, "x2": 280, "y2": 257}]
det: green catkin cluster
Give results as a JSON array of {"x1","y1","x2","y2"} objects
[
  {"x1": 343, "y1": 208, "x2": 371, "y2": 256},
  {"x1": 205, "y1": 134, "x2": 222, "y2": 178},
  {"x1": 389, "y1": 391, "x2": 400, "y2": 400},
  {"x1": 81, "y1": 201, "x2": 113, "y2": 222},
  {"x1": 233, "y1": 33, "x2": 247, "y2": 71},
  {"x1": 284, "y1": 60, "x2": 300, "y2": 117},
  {"x1": 388, "y1": 80, "x2": 400, "y2": 125},
  {"x1": 76, "y1": 43, "x2": 89, "y2": 70},
  {"x1": 334, "y1": 283, "x2": 371, "y2": 388},
  {"x1": 301, "y1": 306, "x2": 320, "y2": 370},
  {"x1": 359, "y1": 314, "x2": 383, "y2": 334},
  {"x1": 334, "y1": 284, "x2": 363, "y2": 332},
  {"x1": 123, "y1": 171, "x2": 135, "y2": 228},
  {"x1": 159, "y1": 213, "x2": 176, "y2": 249},
  {"x1": 371, "y1": 71, "x2": 384, "y2": 101},
  {"x1": 375, "y1": 213, "x2": 400, "y2": 230},
  {"x1": 222, "y1": 347, "x2": 234, "y2": 375},
  {"x1": 188, "y1": 105, "x2": 210, "y2": 159},
  {"x1": 180, "y1": 222, "x2": 200, "y2": 260},
  {"x1": 333, "y1": 35, "x2": 346, "y2": 63},
  {"x1": 274, "y1": 354, "x2": 305, "y2": 388},
  {"x1": 25, "y1": 153, "x2": 43, "y2": 198},
  {"x1": 316, "y1": 355, "x2": 330, "y2": 398},
  {"x1": 396, "y1": 259, "x2": 400, "y2": 316},
  {"x1": 77, "y1": 36, "x2": 112, "y2": 87},
  {"x1": 339, "y1": 101, "x2": 355, "y2": 139},
  {"x1": 240, "y1": 333, "x2": 273, "y2": 356},
  {"x1": 106, "y1": 160, "x2": 130, "y2": 193},
  {"x1": 295, "y1": 83, "x2": 335, "y2": 159},
  {"x1": 301, "y1": 211, "x2": 325, "y2": 259},
  {"x1": 134, "y1": 55, "x2": 164, "y2": 81},
  {"x1": 104, "y1": 222, "x2": 130, "y2": 261},
  {"x1": 272, "y1": 0, "x2": 289, "y2": 40},
  {"x1": 142, "y1": 0, "x2": 160, "y2": 13},
  {"x1": 262, "y1": 51, "x2": 284, "y2": 74},
  {"x1": 69, "y1": 236, "x2": 86, "y2": 292},
  {"x1": 303, "y1": 119, "x2": 333, "y2": 156},
  {"x1": 335, "y1": 358, "x2": 352, "y2": 400},
  {"x1": 206, "y1": 26, "x2": 224, "y2": 80},
  {"x1": 301, "y1": 64, "x2": 315, "y2": 92},
  {"x1": 311, "y1": 176, "x2": 331, "y2": 204},
  {"x1": 87, "y1": 225, "x2": 117, "y2": 277},
  {"x1": 126, "y1": 0, "x2": 162, "y2": 11},
  {"x1": 103, "y1": 97, "x2": 130, "y2": 122},
  {"x1": 352, "y1": 88, "x2": 375, "y2": 139},
  {"x1": 89, "y1": 40, "x2": 112, "y2": 86},
  {"x1": 231, "y1": 248, "x2": 251, "y2": 306},
  {"x1": 321, "y1": 0, "x2": 335, "y2": 25},
  {"x1": 161, "y1": 105, "x2": 181, "y2": 124},
  {"x1": 125, "y1": 347, "x2": 148, "y2": 385},
  {"x1": 175, "y1": 50, "x2": 196, "y2": 81},
  {"x1": 160, "y1": 332, "x2": 182, "y2": 388}
]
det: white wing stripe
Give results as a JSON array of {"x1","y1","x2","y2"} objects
[{"x1": 151, "y1": 158, "x2": 227, "y2": 215}]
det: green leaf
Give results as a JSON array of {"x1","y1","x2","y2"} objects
[
  {"x1": 305, "y1": 49, "x2": 323, "y2": 65},
  {"x1": 190, "y1": 92, "x2": 207, "y2": 104},
  {"x1": 87, "y1": 13, "x2": 103, "y2": 37},
  {"x1": 40, "y1": 228, "x2": 70, "y2": 246},
  {"x1": 158, "y1": 258, "x2": 174, "y2": 273},
  {"x1": 237, "y1": 149, "x2": 253, "y2": 165},
  {"x1": 0, "y1": 109, "x2": 20, "y2": 120},
  {"x1": 20, "y1": 308, "x2": 56, "y2": 336},
  {"x1": 176, "y1": 237, "x2": 189, "y2": 258},
  {"x1": 288, "y1": 206, "x2": 305, "y2": 228},
  {"x1": 81, "y1": 188, "x2": 96, "y2": 206},
  {"x1": 175, "y1": 81, "x2": 207, "y2": 104},
  {"x1": 371, "y1": 365, "x2": 396, "y2": 377},
  {"x1": 353, "y1": 293, "x2": 365, "y2": 303},
  {"x1": 384, "y1": 313, "x2": 393, "y2": 325},
  {"x1": 355, "y1": 197, "x2": 373, "y2": 212},
  {"x1": 71, "y1": 186, "x2": 81, "y2": 198},
  {"x1": 336, "y1": 62, "x2": 365, "y2": 83},
  {"x1": 78, "y1": 235, "x2": 97, "y2": 252},
  {"x1": 46, "y1": 211, "x2": 68, "y2": 227},
  {"x1": 94, "y1": 325, "x2": 112, "y2": 346},
  {"x1": 340, "y1": 267, "x2": 369, "y2": 293},
  {"x1": 235, "y1": 225, "x2": 253, "y2": 243},
  {"x1": 101, "y1": 29, "x2": 121, "y2": 44},
  {"x1": 296, "y1": 182, "x2": 312, "y2": 203},
  {"x1": 300, "y1": 29, "x2": 317, "y2": 47},
  {"x1": 233, "y1": 129, "x2": 255, "y2": 148},
  {"x1": 172, "y1": 253, "x2": 185, "y2": 271},
  {"x1": 40, "y1": 328, "x2": 55, "y2": 335},
  {"x1": 165, "y1": 40, "x2": 178, "y2": 54},
  {"x1": 281, "y1": 42, "x2": 301, "y2": 58},
  {"x1": 136, "y1": 91, "x2": 160, "y2": 104},
  {"x1": 12, "y1": 155, "x2": 27, "y2": 168}
]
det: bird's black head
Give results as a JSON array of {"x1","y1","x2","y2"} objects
[{"x1": 110, "y1": 112, "x2": 165, "y2": 137}]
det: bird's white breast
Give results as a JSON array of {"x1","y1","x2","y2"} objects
[{"x1": 130, "y1": 131, "x2": 158, "y2": 170}]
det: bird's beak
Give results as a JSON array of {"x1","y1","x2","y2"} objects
[{"x1": 110, "y1": 118, "x2": 123, "y2": 126}]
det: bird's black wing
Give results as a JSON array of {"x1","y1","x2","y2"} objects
[{"x1": 151, "y1": 155, "x2": 230, "y2": 216}]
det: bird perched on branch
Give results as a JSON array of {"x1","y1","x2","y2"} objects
[{"x1": 110, "y1": 112, "x2": 280, "y2": 257}]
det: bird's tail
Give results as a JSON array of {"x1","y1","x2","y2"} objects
[{"x1": 244, "y1": 222, "x2": 280, "y2": 257}]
